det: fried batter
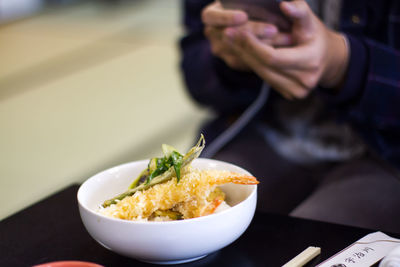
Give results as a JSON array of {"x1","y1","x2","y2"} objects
[{"x1": 100, "y1": 169, "x2": 258, "y2": 221}]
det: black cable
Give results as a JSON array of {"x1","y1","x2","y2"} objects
[{"x1": 202, "y1": 83, "x2": 270, "y2": 158}]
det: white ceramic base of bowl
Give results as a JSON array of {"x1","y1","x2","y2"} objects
[{"x1": 141, "y1": 254, "x2": 208, "y2": 265}]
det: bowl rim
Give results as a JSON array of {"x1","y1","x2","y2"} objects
[{"x1": 77, "y1": 158, "x2": 257, "y2": 225}]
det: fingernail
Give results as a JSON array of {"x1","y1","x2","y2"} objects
[
  {"x1": 264, "y1": 26, "x2": 277, "y2": 36},
  {"x1": 234, "y1": 12, "x2": 247, "y2": 23},
  {"x1": 283, "y1": 2, "x2": 296, "y2": 14}
]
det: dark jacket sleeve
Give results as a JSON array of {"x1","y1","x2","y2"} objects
[
  {"x1": 319, "y1": 1, "x2": 400, "y2": 168},
  {"x1": 179, "y1": 0, "x2": 262, "y2": 115}
]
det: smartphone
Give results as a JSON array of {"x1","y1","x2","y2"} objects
[{"x1": 220, "y1": 0, "x2": 292, "y2": 31}]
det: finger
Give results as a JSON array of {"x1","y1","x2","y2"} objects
[
  {"x1": 268, "y1": 45, "x2": 319, "y2": 69},
  {"x1": 261, "y1": 32, "x2": 293, "y2": 47},
  {"x1": 231, "y1": 29, "x2": 316, "y2": 69},
  {"x1": 205, "y1": 26, "x2": 248, "y2": 69},
  {"x1": 280, "y1": 68, "x2": 320, "y2": 89},
  {"x1": 228, "y1": 34, "x2": 310, "y2": 99},
  {"x1": 255, "y1": 66, "x2": 310, "y2": 99},
  {"x1": 231, "y1": 29, "x2": 320, "y2": 90},
  {"x1": 242, "y1": 22, "x2": 278, "y2": 39},
  {"x1": 253, "y1": 65, "x2": 310, "y2": 99},
  {"x1": 204, "y1": 25, "x2": 223, "y2": 40},
  {"x1": 280, "y1": 0, "x2": 314, "y2": 31},
  {"x1": 202, "y1": 2, "x2": 248, "y2": 27},
  {"x1": 204, "y1": 26, "x2": 224, "y2": 55}
]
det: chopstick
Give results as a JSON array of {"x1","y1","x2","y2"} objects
[{"x1": 282, "y1": 246, "x2": 321, "y2": 267}]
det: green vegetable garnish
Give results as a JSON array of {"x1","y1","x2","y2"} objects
[
  {"x1": 102, "y1": 134, "x2": 205, "y2": 208},
  {"x1": 139, "y1": 144, "x2": 184, "y2": 185},
  {"x1": 128, "y1": 146, "x2": 184, "y2": 188},
  {"x1": 146, "y1": 156, "x2": 173, "y2": 184},
  {"x1": 171, "y1": 151, "x2": 183, "y2": 182}
]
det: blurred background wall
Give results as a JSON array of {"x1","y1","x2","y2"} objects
[{"x1": 0, "y1": 0, "x2": 212, "y2": 219}]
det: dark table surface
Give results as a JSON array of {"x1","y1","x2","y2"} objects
[{"x1": 0, "y1": 184, "x2": 395, "y2": 267}]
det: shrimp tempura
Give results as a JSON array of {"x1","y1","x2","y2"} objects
[{"x1": 100, "y1": 169, "x2": 258, "y2": 220}]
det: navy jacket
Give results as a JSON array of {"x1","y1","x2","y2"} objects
[{"x1": 180, "y1": 0, "x2": 400, "y2": 169}]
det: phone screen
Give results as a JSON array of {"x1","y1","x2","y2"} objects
[{"x1": 220, "y1": 0, "x2": 292, "y2": 31}]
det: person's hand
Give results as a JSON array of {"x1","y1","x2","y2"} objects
[
  {"x1": 202, "y1": 1, "x2": 292, "y2": 71},
  {"x1": 223, "y1": 0, "x2": 349, "y2": 99}
]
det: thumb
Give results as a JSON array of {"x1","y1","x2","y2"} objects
[{"x1": 280, "y1": 0, "x2": 313, "y2": 30}]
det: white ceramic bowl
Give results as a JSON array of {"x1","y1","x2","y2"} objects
[{"x1": 78, "y1": 158, "x2": 257, "y2": 265}]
